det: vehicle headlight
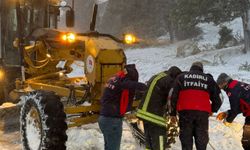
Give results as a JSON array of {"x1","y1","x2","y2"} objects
[
  {"x1": 0, "y1": 69, "x2": 5, "y2": 81},
  {"x1": 61, "y1": 32, "x2": 76, "y2": 43},
  {"x1": 124, "y1": 34, "x2": 137, "y2": 44}
]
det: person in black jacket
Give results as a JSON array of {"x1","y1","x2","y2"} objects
[
  {"x1": 136, "y1": 66, "x2": 182, "y2": 150},
  {"x1": 216, "y1": 73, "x2": 250, "y2": 150},
  {"x1": 98, "y1": 64, "x2": 146, "y2": 150},
  {"x1": 171, "y1": 62, "x2": 222, "y2": 150}
]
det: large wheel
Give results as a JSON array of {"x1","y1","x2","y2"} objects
[{"x1": 20, "y1": 91, "x2": 67, "y2": 150}]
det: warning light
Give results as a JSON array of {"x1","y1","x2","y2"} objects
[
  {"x1": 61, "y1": 33, "x2": 76, "y2": 43},
  {"x1": 124, "y1": 34, "x2": 137, "y2": 44}
]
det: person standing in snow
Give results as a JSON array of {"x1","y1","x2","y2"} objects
[
  {"x1": 170, "y1": 61, "x2": 222, "y2": 150},
  {"x1": 216, "y1": 73, "x2": 250, "y2": 150},
  {"x1": 136, "y1": 66, "x2": 182, "y2": 150},
  {"x1": 98, "y1": 64, "x2": 146, "y2": 150}
]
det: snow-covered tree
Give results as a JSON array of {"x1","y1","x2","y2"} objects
[
  {"x1": 207, "y1": 0, "x2": 250, "y2": 53},
  {"x1": 99, "y1": 0, "x2": 174, "y2": 39},
  {"x1": 171, "y1": 0, "x2": 250, "y2": 52}
]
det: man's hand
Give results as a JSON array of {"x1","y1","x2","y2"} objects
[
  {"x1": 222, "y1": 121, "x2": 242, "y2": 132},
  {"x1": 216, "y1": 111, "x2": 228, "y2": 121},
  {"x1": 169, "y1": 116, "x2": 177, "y2": 124},
  {"x1": 223, "y1": 121, "x2": 232, "y2": 127}
]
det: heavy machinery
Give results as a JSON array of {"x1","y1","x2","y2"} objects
[{"x1": 0, "y1": 0, "x2": 178, "y2": 149}]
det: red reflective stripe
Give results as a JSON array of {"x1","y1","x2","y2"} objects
[
  {"x1": 120, "y1": 90, "x2": 129, "y2": 115},
  {"x1": 240, "y1": 99, "x2": 250, "y2": 117},
  {"x1": 118, "y1": 71, "x2": 128, "y2": 116},
  {"x1": 228, "y1": 80, "x2": 238, "y2": 89},
  {"x1": 177, "y1": 89, "x2": 211, "y2": 112}
]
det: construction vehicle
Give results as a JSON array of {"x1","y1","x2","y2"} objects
[{"x1": 0, "y1": 0, "x2": 178, "y2": 149}]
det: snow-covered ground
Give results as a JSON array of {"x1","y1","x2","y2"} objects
[
  {"x1": 67, "y1": 41, "x2": 249, "y2": 150},
  {"x1": 65, "y1": 17, "x2": 249, "y2": 150},
  {"x1": 126, "y1": 44, "x2": 248, "y2": 150},
  {"x1": 1, "y1": 18, "x2": 250, "y2": 150},
  {"x1": 2, "y1": 43, "x2": 248, "y2": 150}
]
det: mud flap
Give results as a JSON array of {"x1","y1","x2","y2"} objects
[{"x1": 242, "y1": 124, "x2": 250, "y2": 150}]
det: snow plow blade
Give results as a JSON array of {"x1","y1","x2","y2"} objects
[{"x1": 0, "y1": 104, "x2": 21, "y2": 132}]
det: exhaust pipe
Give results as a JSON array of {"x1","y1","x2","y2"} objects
[{"x1": 90, "y1": 4, "x2": 98, "y2": 31}]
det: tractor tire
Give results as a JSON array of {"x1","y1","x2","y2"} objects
[{"x1": 20, "y1": 91, "x2": 67, "y2": 150}]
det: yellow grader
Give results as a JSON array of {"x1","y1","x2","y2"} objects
[{"x1": 0, "y1": 0, "x2": 178, "y2": 149}]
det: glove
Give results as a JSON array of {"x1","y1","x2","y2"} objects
[
  {"x1": 169, "y1": 116, "x2": 177, "y2": 124},
  {"x1": 134, "y1": 91, "x2": 145, "y2": 100},
  {"x1": 223, "y1": 121, "x2": 232, "y2": 127},
  {"x1": 216, "y1": 111, "x2": 228, "y2": 121}
]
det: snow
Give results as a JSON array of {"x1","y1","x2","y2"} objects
[
  {"x1": 66, "y1": 123, "x2": 143, "y2": 150},
  {"x1": 197, "y1": 22, "x2": 220, "y2": 50},
  {"x1": 0, "y1": 102, "x2": 16, "y2": 108},
  {"x1": 66, "y1": 125, "x2": 104, "y2": 150},
  {"x1": 197, "y1": 18, "x2": 243, "y2": 51},
  {"x1": 124, "y1": 44, "x2": 249, "y2": 150},
  {"x1": 26, "y1": 110, "x2": 41, "y2": 150},
  {"x1": 1, "y1": 18, "x2": 250, "y2": 150},
  {"x1": 66, "y1": 61, "x2": 85, "y2": 78},
  {"x1": 61, "y1": 41, "x2": 250, "y2": 150},
  {"x1": 128, "y1": 44, "x2": 249, "y2": 82},
  {"x1": 0, "y1": 130, "x2": 21, "y2": 150},
  {"x1": 56, "y1": 60, "x2": 67, "y2": 69},
  {"x1": 225, "y1": 18, "x2": 244, "y2": 40},
  {"x1": 96, "y1": 0, "x2": 109, "y2": 4},
  {"x1": 124, "y1": 18, "x2": 248, "y2": 149}
]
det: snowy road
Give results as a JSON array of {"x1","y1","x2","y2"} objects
[
  {"x1": 0, "y1": 117, "x2": 245, "y2": 150},
  {"x1": 0, "y1": 122, "x2": 143, "y2": 150},
  {"x1": 0, "y1": 130, "x2": 21, "y2": 150}
]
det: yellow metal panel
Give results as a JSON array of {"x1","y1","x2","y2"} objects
[
  {"x1": 94, "y1": 37, "x2": 120, "y2": 50},
  {"x1": 84, "y1": 39, "x2": 97, "y2": 86},
  {"x1": 67, "y1": 114, "x2": 99, "y2": 127},
  {"x1": 27, "y1": 82, "x2": 84, "y2": 97},
  {"x1": 64, "y1": 105, "x2": 100, "y2": 114},
  {"x1": 98, "y1": 49, "x2": 125, "y2": 64},
  {"x1": 100, "y1": 64, "x2": 123, "y2": 83},
  {"x1": 77, "y1": 36, "x2": 120, "y2": 51}
]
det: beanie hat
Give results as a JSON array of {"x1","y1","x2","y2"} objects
[
  {"x1": 168, "y1": 66, "x2": 182, "y2": 78},
  {"x1": 216, "y1": 73, "x2": 232, "y2": 85},
  {"x1": 190, "y1": 61, "x2": 203, "y2": 72},
  {"x1": 124, "y1": 64, "x2": 138, "y2": 81}
]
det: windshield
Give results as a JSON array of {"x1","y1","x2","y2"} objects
[
  {"x1": 0, "y1": 0, "x2": 49, "y2": 65},
  {"x1": 1, "y1": 0, "x2": 19, "y2": 65}
]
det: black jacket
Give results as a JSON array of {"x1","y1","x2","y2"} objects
[
  {"x1": 224, "y1": 80, "x2": 250, "y2": 123},
  {"x1": 100, "y1": 71, "x2": 146, "y2": 117},
  {"x1": 171, "y1": 66, "x2": 222, "y2": 115},
  {"x1": 138, "y1": 67, "x2": 182, "y2": 117}
]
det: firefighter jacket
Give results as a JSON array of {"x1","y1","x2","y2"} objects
[
  {"x1": 136, "y1": 67, "x2": 182, "y2": 127},
  {"x1": 224, "y1": 80, "x2": 250, "y2": 123},
  {"x1": 171, "y1": 66, "x2": 222, "y2": 115},
  {"x1": 100, "y1": 71, "x2": 146, "y2": 118}
]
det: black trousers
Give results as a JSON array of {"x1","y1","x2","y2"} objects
[
  {"x1": 179, "y1": 110, "x2": 209, "y2": 150},
  {"x1": 242, "y1": 117, "x2": 250, "y2": 150},
  {"x1": 143, "y1": 121, "x2": 166, "y2": 150}
]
